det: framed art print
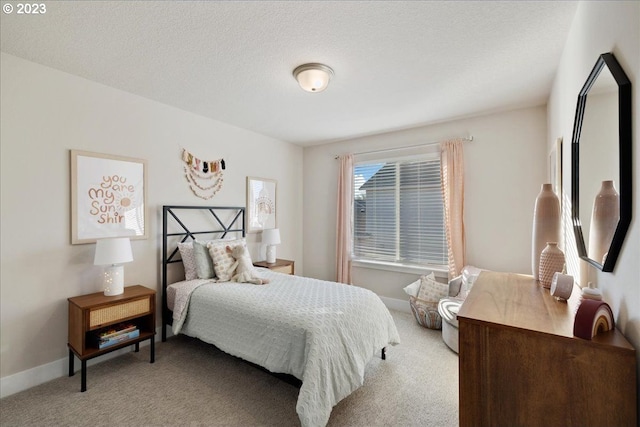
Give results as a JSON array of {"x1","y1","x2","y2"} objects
[
  {"x1": 246, "y1": 176, "x2": 277, "y2": 233},
  {"x1": 71, "y1": 150, "x2": 148, "y2": 244}
]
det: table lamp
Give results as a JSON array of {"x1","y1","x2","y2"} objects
[
  {"x1": 262, "y1": 228, "x2": 281, "y2": 264},
  {"x1": 94, "y1": 237, "x2": 133, "y2": 296}
]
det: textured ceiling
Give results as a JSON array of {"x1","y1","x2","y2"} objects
[{"x1": 0, "y1": 1, "x2": 578, "y2": 146}]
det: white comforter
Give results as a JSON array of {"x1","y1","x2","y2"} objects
[{"x1": 170, "y1": 269, "x2": 400, "y2": 427}]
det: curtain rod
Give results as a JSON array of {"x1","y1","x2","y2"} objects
[{"x1": 334, "y1": 135, "x2": 473, "y2": 159}]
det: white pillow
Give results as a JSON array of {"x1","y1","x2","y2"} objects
[
  {"x1": 177, "y1": 238, "x2": 234, "y2": 281},
  {"x1": 403, "y1": 272, "x2": 435, "y2": 297},
  {"x1": 448, "y1": 275, "x2": 463, "y2": 298},
  {"x1": 193, "y1": 240, "x2": 215, "y2": 279},
  {"x1": 177, "y1": 241, "x2": 198, "y2": 281}
]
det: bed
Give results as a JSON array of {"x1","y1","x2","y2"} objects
[{"x1": 161, "y1": 206, "x2": 400, "y2": 427}]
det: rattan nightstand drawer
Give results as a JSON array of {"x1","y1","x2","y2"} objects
[
  {"x1": 271, "y1": 264, "x2": 294, "y2": 275},
  {"x1": 89, "y1": 298, "x2": 150, "y2": 328},
  {"x1": 253, "y1": 259, "x2": 295, "y2": 275}
]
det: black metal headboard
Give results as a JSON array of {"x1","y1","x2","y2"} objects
[{"x1": 162, "y1": 205, "x2": 245, "y2": 341}]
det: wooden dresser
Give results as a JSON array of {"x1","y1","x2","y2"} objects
[{"x1": 457, "y1": 271, "x2": 637, "y2": 427}]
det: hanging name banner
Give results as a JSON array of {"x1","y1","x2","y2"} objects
[{"x1": 181, "y1": 148, "x2": 225, "y2": 200}]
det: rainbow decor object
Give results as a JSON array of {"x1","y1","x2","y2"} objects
[{"x1": 573, "y1": 299, "x2": 615, "y2": 340}]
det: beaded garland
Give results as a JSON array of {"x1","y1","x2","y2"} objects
[{"x1": 181, "y1": 148, "x2": 225, "y2": 200}]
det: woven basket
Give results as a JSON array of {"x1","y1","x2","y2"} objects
[{"x1": 409, "y1": 296, "x2": 442, "y2": 330}]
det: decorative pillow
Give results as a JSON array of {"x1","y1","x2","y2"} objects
[
  {"x1": 193, "y1": 240, "x2": 215, "y2": 279},
  {"x1": 410, "y1": 275, "x2": 448, "y2": 330},
  {"x1": 448, "y1": 275, "x2": 463, "y2": 298},
  {"x1": 409, "y1": 296, "x2": 442, "y2": 330},
  {"x1": 177, "y1": 241, "x2": 198, "y2": 281},
  {"x1": 207, "y1": 238, "x2": 245, "y2": 281},
  {"x1": 403, "y1": 272, "x2": 436, "y2": 297},
  {"x1": 416, "y1": 274, "x2": 449, "y2": 302}
]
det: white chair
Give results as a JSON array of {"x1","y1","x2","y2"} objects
[{"x1": 438, "y1": 266, "x2": 481, "y2": 353}]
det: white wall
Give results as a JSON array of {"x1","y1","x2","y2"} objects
[
  {"x1": 0, "y1": 53, "x2": 303, "y2": 389},
  {"x1": 303, "y1": 106, "x2": 547, "y2": 300},
  {"x1": 547, "y1": 0, "x2": 640, "y2": 400}
]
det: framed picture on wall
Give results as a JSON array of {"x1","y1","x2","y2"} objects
[
  {"x1": 246, "y1": 176, "x2": 277, "y2": 233},
  {"x1": 71, "y1": 150, "x2": 148, "y2": 244}
]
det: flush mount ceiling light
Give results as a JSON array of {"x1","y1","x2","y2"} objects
[{"x1": 293, "y1": 63, "x2": 334, "y2": 93}]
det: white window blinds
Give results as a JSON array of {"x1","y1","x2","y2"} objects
[{"x1": 353, "y1": 156, "x2": 448, "y2": 267}]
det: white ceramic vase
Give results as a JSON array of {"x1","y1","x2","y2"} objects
[
  {"x1": 588, "y1": 180, "x2": 619, "y2": 265},
  {"x1": 532, "y1": 184, "x2": 560, "y2": 281}
]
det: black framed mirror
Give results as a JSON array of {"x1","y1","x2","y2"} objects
[{"x1": 571, "y1": 52, "x2": 632, "y2": 272}]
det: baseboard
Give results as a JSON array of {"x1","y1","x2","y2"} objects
[
  {"x1": 0, "y1": 326, "x2": 167, "y2": 399},
  {"x1": 379, "y1": 296, "x2": 411, "y2": 313}
]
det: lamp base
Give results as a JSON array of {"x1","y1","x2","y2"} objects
[
  {"x1": 266, "y1": 245, "x2": 277, "y2": 264},
  {"x1": 103, "y1": 264, "x2": 125, "y2": 296}
]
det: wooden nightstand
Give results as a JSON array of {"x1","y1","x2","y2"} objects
[
  {"x1": 68, "y1": 285, "x2": 156, "y2": 392},
  {"x1": 253, "y1": 258, "x2": 295, "y2": 275}
]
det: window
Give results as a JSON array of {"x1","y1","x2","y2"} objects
[{"x1": 353, "y1": 155, "x2": 447, "y2": 268}]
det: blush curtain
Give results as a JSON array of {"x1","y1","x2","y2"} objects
[
  {"x1": 336, "y1": 154, "x2": 354, "y2": 284},
  {"x1": 440, "y1": 140, "x2": 466, "y2": 278}
]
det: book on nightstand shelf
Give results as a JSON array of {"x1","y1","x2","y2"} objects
[
  {"x1": 91, "y1": 323, "x2": 139, "y2": 349},
  {"x1": 97, "y1": 330, "x2": 140, "y2": 349}
]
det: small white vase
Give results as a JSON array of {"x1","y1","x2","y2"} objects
[
  {"x1": 539, "y1": 242, "x2": 565, "y2": 289},
  {"x1": 532, "y1": 184, "x2": 560, "y2": 281},
  {"x1": 588, "y1": 180, "x2": 619, "y2": 264}
]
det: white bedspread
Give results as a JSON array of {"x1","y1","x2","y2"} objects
[{"x1": 170, "y1": 269, "x2": 400, "y2": 427}]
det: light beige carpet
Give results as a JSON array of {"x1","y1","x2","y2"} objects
[{"x1": 0, "y1": 310, "x2": 459, "y2": 426}]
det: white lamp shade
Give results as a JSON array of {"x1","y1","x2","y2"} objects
[
  {"x1": 262, "y1": 228, "x2": 281, "y2": 245},
  {"x1": 94, "y1": 237, "x2": 133, "y2": 265},
  {"x1": 293, "y1": 63, "x2": 334, "y2": 93}
]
